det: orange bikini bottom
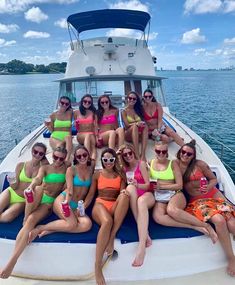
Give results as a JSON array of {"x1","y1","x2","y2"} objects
[{"x1": 96, "y1": 197, "x2": 116, "y2": 212}]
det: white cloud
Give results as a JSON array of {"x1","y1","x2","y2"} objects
[
  {"x1": 148, "y1": 32, "x2": 158, "y2": 40},
  {"x1": 224, "y1": 0, "x2": 235, "y2": 13},
  {"x1": 23, "y1": 30, "x2": 50, "y2": 38},
  {"x1": 109, "y1": 0, "x2": 149, "y2": 12},
  {"x1": 23, "y1": 55, "x2": 55, "y2": 64},
  {"x1": 194, "y1": 48, "x2": 206, "y2": 55},
  {"x1": 0, "y1": 38, "x2": 16, "y2": 47},
  {"x1": 54, "y1": 18, "x2": 67, "y2": 29},
  {"x1": 0, "y1": 23, "x2": 19, "y2": 33},
  {"x1": 24, "y1": 6, "x2": 48, "y2": 23},
  {"x1": 181, "y1": 28, "x2": 206, "y2": 44},
  {"x1": 0, "y1": 1, "x2": 79, "y2": 14},
  {"x1": 184, "y1": 0, "x2": 222, "y2": 14},
  {"x1": 224, "y1": 37, "x2": 235, "y2": 45},
  {"x1": 106, "y1": 28, "x2": 141, "y2": 38}
]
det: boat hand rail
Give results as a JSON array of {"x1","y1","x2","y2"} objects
[
  {"x1": 185, "y1": 121, "x2": 235, "y2": 175},
  {"x1": 19, "y1": 125, "x2": 46, "y2": 157}
]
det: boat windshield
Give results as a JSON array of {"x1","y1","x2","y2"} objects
[{"x1": 58, "y1": 79, "x2": 166, "y2": 109}]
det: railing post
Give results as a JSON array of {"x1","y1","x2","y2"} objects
[{"x1": 221, "y1": 145, "x2": 224, "y2": 161}]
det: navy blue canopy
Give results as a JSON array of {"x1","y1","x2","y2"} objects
[{"x1": 67, "y1": 9, "x2": 151, "y2": 34}]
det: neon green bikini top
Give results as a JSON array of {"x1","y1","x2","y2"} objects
[
  {"x1": 150, "y1": 160, "x2": 175, "y2": 180},
  {"x1": 43, "y1": 173, "x2": 66, "y2": 184},
  {"x1": 54, "y1": 119, "x2": 71, "y2": 128},
  {"x1": 19, "y1": 163, "x2": 33, "y2": 183}
]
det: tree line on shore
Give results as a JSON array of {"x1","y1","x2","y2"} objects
[{"x1": 0, "y1": 59, "x2": 66, "y2": 74}]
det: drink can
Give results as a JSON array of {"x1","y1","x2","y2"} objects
[
  {"x1": 200, "y1": 177, "x2": 207, "y2": 190},
  {"x1": 61, "y1": 200, "x2": 70, "y2": 217},
  {"x1": 77, "y1": 200, "x2": 85, "y2": 216},
  {"x1": 24, "y1": 188, "x2": 34, "y2": 203}
]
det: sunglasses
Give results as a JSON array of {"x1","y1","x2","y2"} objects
[
  {"x1": 76, "y1": 153, "x2": 88, "y2": 160},
  {"x1": 144, "y1": 95, "x2": 153, "y2": 99},
  {"x1": 122, "y1": 150, "x2": 133, "y2": 158},
  {"x1": 83, "y1": 99, "x2": 91, "y2": 105},
  {"x1": 33, "y1": 149, "x2": 45, "y2": 157},
  {"x1": 128, "y1": 97, "x2": 137, "y2": 101},
  {"x1": 100, "y1": 100, "x2": 109, "y2": 105},
  {"x1": 53, "y1": 154, "x2": 65, "y2": 162},
  {"x1": 181, "y1": 150, "x2": 194, "y2": 157},
  {"x1": 60, "y1": 101, "x2": 70, "y2": 107},
  {"x1": 155, "y1": 149, "x2": 168, "y2": 155},
  {"x1": 102, "y1": 157, "x2": 116, "y2": 163}
]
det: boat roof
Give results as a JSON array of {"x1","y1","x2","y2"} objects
[{"x1": 67, "y1": 9, "x2": 151, "y2": 34}]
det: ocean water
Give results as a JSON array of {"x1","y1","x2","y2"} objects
[{"x1": 0, "y1": 71, "x2": 234, "y2": 181}]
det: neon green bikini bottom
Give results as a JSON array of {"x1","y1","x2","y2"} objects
[
  {"x1": 41, "y1": 193, "x2": 55, "y2": 204},
  {"x1": 51, "y1": 131, "x2": 70, "y2": 141},
  {"x1": 8, "y1": 187, "x2": 25, "y2": 204}
]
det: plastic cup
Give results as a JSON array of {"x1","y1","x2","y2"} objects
[
  {"x1": 7, "y1": 172, "x2": 16, "y2": 184},
  {"x1": 126, "y1": 171, "x2": 134, "y2": 184},
  {"x1": 45, "y1": 117, "x2": 51, "y2": 123}
]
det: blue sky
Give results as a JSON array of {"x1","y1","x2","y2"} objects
[{"x1": 0, "y1": 0, "x2": 235, "y2": 69}]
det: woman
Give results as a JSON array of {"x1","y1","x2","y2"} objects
[
  {"x1": 0, "y1": 146, "x2": 68, "y2": 279},
  {"x1": 97, "y1": 95, "x2": 124, "y2": 149},
  {"x1": 142, "y1": 89, "x2": 184, "y2": 146},
  {"x1": 28, "y1": 145, "x2": 93, "y2": 240},
  {"x1": 118, "y1": 143, "x2": 154, "y2": 267},
  {"x1": 45, "y1": 96, "x2": 73, "y2": 162},
  {"x1": 0, "y1": 142, "x2": 48, "y2": 223},
  {"x1": 85, "y1": 148, "x2": 129, "y2": 285},
  {"x1": 74, "y1": 94, "x2": 97, "y2": 161},
  {"x1": 151, "y1": 142, "x2": 211, "y2": 238},
  {"x1": 121, "y1": 91, "x2": 148, "y2": 160},
  {"x1": 176, "y1": 140, "x2": 235, "y2": 276}
]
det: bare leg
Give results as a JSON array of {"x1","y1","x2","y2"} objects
[
  {"x1": 105, "y1": 193, "x2": 129, "y2": 255},
  {"x1": 126, "y1": 184, "x2": 139, "y2": 221},
  {"x1": 0, "y1": 203, "x2": 25, "y2": 223},
  {"x1": 64, "y1": 135, "x2": 73, "y2": 162},
  {"x1": 92, "y1": 203, "x2": 113, "y2": 285},
  {"x1": 165, "y1": 126, "x2": 184, "y2": 147},
  {"x1": 0, "y1": 205, "x2": 51, "y2": 279},
  {"x1": 153, "y1": 202, "x2": 211, "y2": 233},
  {"x1": 140, "y1": 125, "x2": 148, "y2": 161},
  {"x1": 23, "y1": 185, "x2": 43, "y2": 224},
  {"x1": 210, "y1": 214, "x2": 235, "y2": 276},
  {"x1": 116, "y1": 127, "x2": 125, "y2": 148},
  {"x1": 125, "y1": 125, "x2": 139, "y2": 158},
  {"x1": 132, "y1": 192, "x2": 155, "y2": 267},
  {"x1": 167, "y1": 192, "x2": 218, "y2": 243}
]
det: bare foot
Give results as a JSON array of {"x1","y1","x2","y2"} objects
[
  {"x1": 95, "y1": 264, "x2": 106, "y2": 285},
  {"x1": 105, "y1": 239, "x2": 114, "y2": 256},
  {"x1": 145, "y1": 234, "x2": 152, "y2": 248},
  {"x1": 37, "y1": 230, "x2": 52, "y2": 238},
  {"x1": 132, "y1": 249, "x2": 146, "y2": 267},
  {"x1": 0, "y1": 259, "x2": 17, "y2": 279},
  {"x1": 227, "y1": 258, "x2": 235, "y2": 277},
  {"x1": 28, "y1": 228, "x2": 40, "y2": 244},
  {"x1": 205, "y1": 223, "x2": 218, "y2": 244}
]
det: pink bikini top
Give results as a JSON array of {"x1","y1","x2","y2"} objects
[
  {"x1": 76, "y1": 114, "x2": 93, "y2": 125},
  {"x1": 100, "y1": 114, "x2": 117, "y2": 125}
]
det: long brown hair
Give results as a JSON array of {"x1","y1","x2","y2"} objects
[
  {"x1": 101, "y1": 148, "x2": 126, "y2": 181},
  {"x1": 73, "y1": 145, "x2": 91, "y2": 166},
  {"x1": 176, "y1": 139, "x2": 197, "y2": 182}
]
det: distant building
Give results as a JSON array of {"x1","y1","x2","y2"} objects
[{"x1": 176, "y1": 66, "x2": 182, "y2": 71}]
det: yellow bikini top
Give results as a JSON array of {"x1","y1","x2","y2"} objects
[{"x1": 126, "y1": 114, "x2": 141, "y2": 123}]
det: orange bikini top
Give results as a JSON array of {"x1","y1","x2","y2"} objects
[{"x1": 97, "y1": 172, "x2": 121, "y2": 191}]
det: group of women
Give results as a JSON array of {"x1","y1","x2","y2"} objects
[
  {"x1": 45, "y1": 90, "x2": 184, "y2": 163},
  {"x1": 0, "y1": 91, "x2": 235, "y2": 285}
]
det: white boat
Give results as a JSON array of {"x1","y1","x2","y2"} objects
[{"x1": 0, "y1": 9, "x2": 234, "y2": 282}]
